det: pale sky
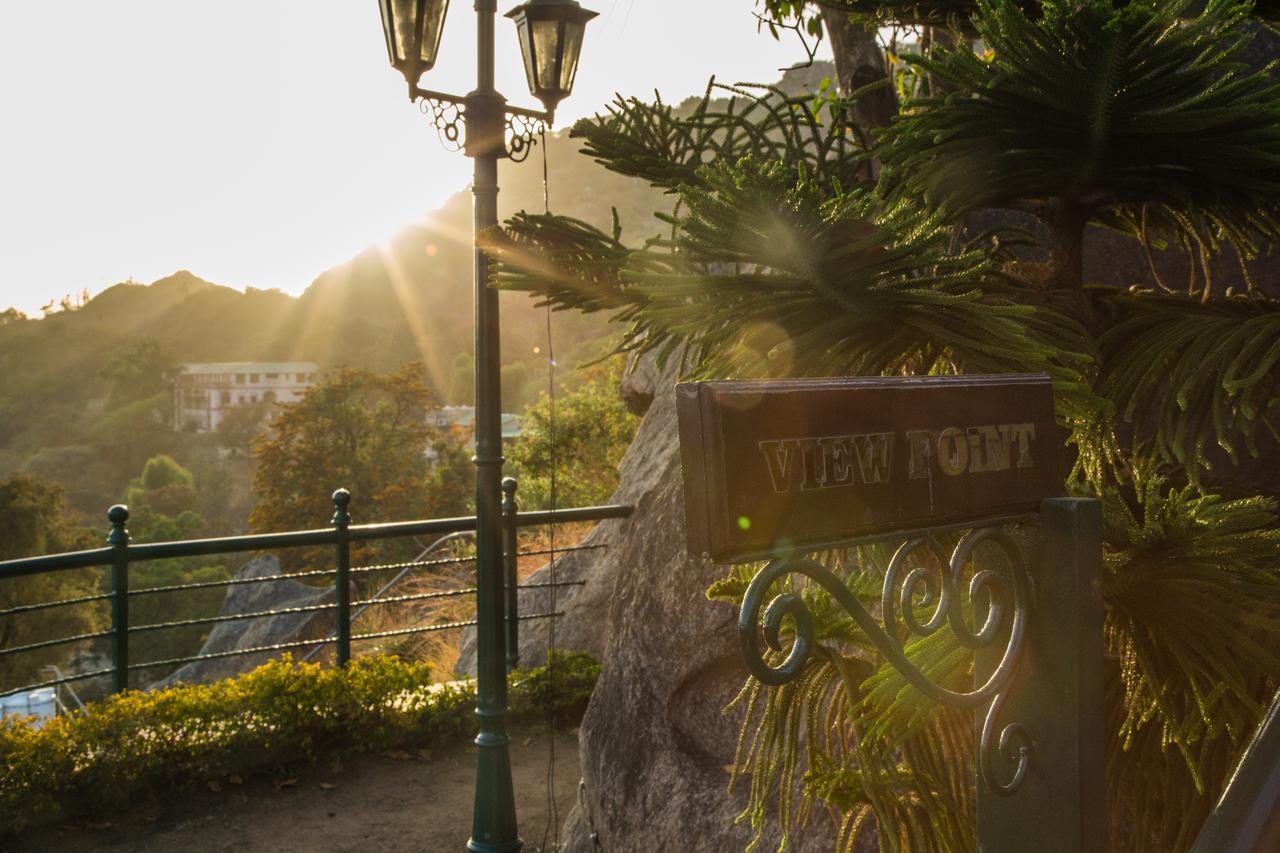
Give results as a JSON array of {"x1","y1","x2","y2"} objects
[{"x1": 0, "y1": 2, "x2": 829, "y2": 315}]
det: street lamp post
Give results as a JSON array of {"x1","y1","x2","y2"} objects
[{"x1": 377, "y1": 1, "x2": 596, "y2": 851}]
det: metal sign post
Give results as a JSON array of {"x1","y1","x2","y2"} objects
[
  {"x1": 677, "y1": 374, "x2": 1107, "y2": 852},
  {"x1": 976, "y1": 497, "x2": 1107, "y2": 853}
]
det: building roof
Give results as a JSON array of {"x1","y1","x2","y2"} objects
[
  {"x1": 430, "y1": 406, "x2": 522, "y2": 436},
  {"x1": 180, "y1": 362, "x2": 318, "y2": 375}
]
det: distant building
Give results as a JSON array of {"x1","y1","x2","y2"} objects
[
  {"x1": 424, "y1": 405, "x2": 522, "y2": 469},
  {"x1": 174, "y1": 362, "x2": 318, "y2": 432},
  {"x1": 427, "y1": 405, "x2": 522, "y2": 442}
]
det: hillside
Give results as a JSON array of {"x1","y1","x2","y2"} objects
[
  {"x1": 0, "y1": 65, "x2": 831, "y2": 523},
  {"x1": 0, "y1": 140, "x2": 661, "y2": 521}
]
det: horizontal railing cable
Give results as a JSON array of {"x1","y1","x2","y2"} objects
[
  {"x1": 0, "y1": 667, "x2": 115, "y2": 699},
  {"x1": 516, "y1": 580, "x2": 585, "y2": 591},
  {"x1": 353, "y1": 588, "x2": 477, "y2": 608},
  {"x1": 516, "y1": 544, "x2": 605, "y2": 559},
  {"x1": 129, "y1": 601, "x2": 340, "y2": 635},
  {"x1": 127, "y1": 636, "x2": 337, "y2": 673},
  {"x1": 352, "y1": 611, "x2": 564, "y2": 644},
  {"x1": 348, "y1": 579, "x2": 584, "y2": 611},
  {"x1": 0, "y1": 590, "x2": 113, "y2": 618},
  {"x1": 127, "y1": 565, "x2": 342, "y2": 597},
  {"x1": 350, "y1": 555, "x2": 476, "y2": 574},
  {"x1": 355, "y1": 620, "x2": 477, "y2": 639},
  {"x1": 126, "y1": 554, "x2": 477, "y2": 598},
  {"x1": 0, "y1": 629, "x2": 114, "y2": 658}
]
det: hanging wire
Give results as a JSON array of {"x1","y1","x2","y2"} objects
[{"x1": 537, "y1": 123, "x2": 563, "y2": 853}]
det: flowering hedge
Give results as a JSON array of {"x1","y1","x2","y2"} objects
[{"x1": 0, "y1": 651, "x2": 599, "y2": 835}]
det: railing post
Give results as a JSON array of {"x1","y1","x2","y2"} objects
[
  {"x1": 976, "y1": 497, "x2": 1107, "y2": 853},
  {"x1": 501, "y1": 477, "x2": 519, "y2": 673},
  {"x1": 332, "y1": 488, "x2": 352, "y2": 667},
  {"x1": 107, "y1": 504, "x2": 130, "y2": 693}
]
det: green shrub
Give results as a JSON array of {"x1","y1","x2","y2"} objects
[
  {"x1": 0, "y1": 650, "x2": 598, "y2": 835},
  {"x1": 510, "y1": 647, "x2": 601, "y2": 727}
]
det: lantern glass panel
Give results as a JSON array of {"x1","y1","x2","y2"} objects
[
  {"x1": 559, "y1": 20, "x2": 584, "y2": 91},
  {"x1": 516, "y1": 18, "x2": 536, "y2": 94},
  {"x1": 419, "y1": 0, "x2": 448, "y2": 66},
  {"x1": 387, "y1": 0, "x2": 418, "y2": 63},
  {"x1": 532, "y1": 19, "x2": 562, "y2": 90}
]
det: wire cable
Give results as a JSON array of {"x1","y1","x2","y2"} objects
[{"x1": 536, "y1": 123, "x2": 563, "y2": 853}]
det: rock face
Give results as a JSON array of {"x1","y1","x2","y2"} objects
[
  {"x1": 149, "y1": 555, "x2": 336, "y2": 689},
  {"x1": 560, "y1": 375, "x2": 836, "y2": 852}
]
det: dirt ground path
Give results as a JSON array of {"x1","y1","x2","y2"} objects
[{"x1": 12, "y1": 725, "x2": 580, "y2": 853}]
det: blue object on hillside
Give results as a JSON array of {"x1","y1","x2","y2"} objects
[{"x1": 0, "y1": 687, "x2": 57, "y2": 728}]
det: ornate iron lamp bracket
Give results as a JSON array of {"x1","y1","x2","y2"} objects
[
  {"x1": 411, "y1": 85, "x2": 550, "y2": 160},
  {"x1": 416, "y1": 87, "x2": 467, "y2": 152},
  {"x1": 738, "y1": 525, "x2": 1033, "y2": 796}
]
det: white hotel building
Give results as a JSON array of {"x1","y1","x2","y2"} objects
[{"x1": 174, "y1": 362, "x2": 318, "y2": 432}]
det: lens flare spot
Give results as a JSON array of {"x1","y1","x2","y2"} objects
[
  {"x1": 724, "y1": 320, "x2": 795, "y2": 383},
  {"x1": 425, "y1": 244, "x2": 439, "y2": 256},
  {"x1": 737, "y1": 516, "x2": 751, "y2": 530}
]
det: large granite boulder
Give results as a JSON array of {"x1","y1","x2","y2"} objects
[{"x1": 149, "y1": 555, "x2": 336, "y2": 689}]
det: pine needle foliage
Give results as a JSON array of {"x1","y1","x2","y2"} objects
[
  {"x1": 490, "y1": 1, "x2": 1280, "y2": 848},
  {"x1": 1101, "y1": 468, "x2": 1280, "y2": 848},
  {"x1": 492, "y1": 159, "x2": 1100, "y2": 419},
  {"x1": 762, "y1": 0, "x2": 1280, "y2": 30},
  {"x1": 571, "y1": 82, "x2": 868, "y2": 194},
  {"x1": 1103, "y1": 469, "x2": 1280, "y2": 764},
  {"x1": 1095, "y1": 290, "x2": 1280, "y2": 476},
  {"x1": 877, "y1": 0, "x2": 1280, "y2": 289}
]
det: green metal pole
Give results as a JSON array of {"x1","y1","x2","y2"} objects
[
  {"x1": 502, "y1": 477, "x2": 520, "y2": 672},
  {"x1": 467, "y1": 0, "x2": 520, "y2": 848},
  {"x1": 332, "y1": 488, "x2": 352, "y2": 666},
  {"x1": 107, "y1": 504, "x2": 130, "y2": 693}
]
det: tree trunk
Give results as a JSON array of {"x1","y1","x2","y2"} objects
[
  {"x1": 820, "y1": 6, "x2": 897, "y2": 144},
  {"x1": 923, "y1": 27, "x2": 959, "y2": 96},
  {"x1": 1047, "y1": 199, "x2": 1088, "y2": 290}
]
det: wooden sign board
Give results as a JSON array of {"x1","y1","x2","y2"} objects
[{"x1": 676, "y1": 374, "x2": 1063, "y2": 563}]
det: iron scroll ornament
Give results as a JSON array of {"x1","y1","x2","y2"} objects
[
  {"x1": 738, "y1": 527, "x2": 1032, "y2": 796},
  {"x1": 413, "y1": 90, "x2": 549, "y2": 161},
  {"x1": 418, "y1": 93, "x2": 466, "y2": 152},
  {"x1": 505, "y1": 111, "x2": 548, "y2": 163}
]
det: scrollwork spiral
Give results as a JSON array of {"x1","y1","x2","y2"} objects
[{"x1": 736, "y1": 525, "x2": 1032, "y2": 794}]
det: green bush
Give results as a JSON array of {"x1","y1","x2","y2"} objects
[{"x1": 0, "y1": 650, "x2": 599, "y2": 835}]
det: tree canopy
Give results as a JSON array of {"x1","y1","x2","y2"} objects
[
  {"x1": 249, "y1": 363, "x2": 468, "y2": 572},
  {"x1": 506, "y1": 358, "x2": 638, "y2": 510},
  {"x1": 0, "y1": 474, "x2": 101, "y2": 692}
]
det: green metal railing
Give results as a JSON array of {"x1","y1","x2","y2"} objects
[{"x1": 0, "y1": 481, "x2": 631, "y2": 700}]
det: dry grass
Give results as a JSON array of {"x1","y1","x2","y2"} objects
[
  {"x1": 348, "y1": 522, "x2": 596, "y2": 681},
  {"x1": 514, "y1": 521, "x2": 594, "y2": 579}
]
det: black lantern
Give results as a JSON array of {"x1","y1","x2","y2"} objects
[
  {"x1": 379, "y1": 0, "x2": 451, "y2": 84},
  {"x1": 505, "y1": 0, "x2": 597, "y2": 114}
]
